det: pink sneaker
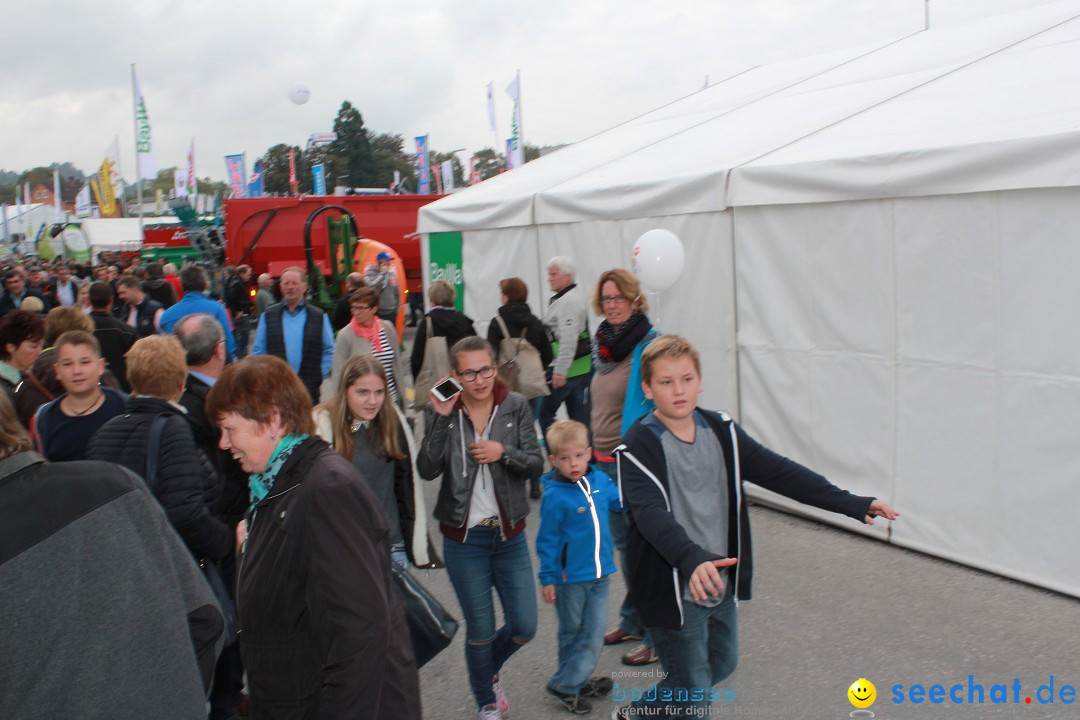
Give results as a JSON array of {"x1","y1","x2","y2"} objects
[
  {"x1": 477, "y1": 703, "x2": 503, "y2": 720},
  {"x1": 493, "y1": 675, "x2": 510, "y2": 714}
]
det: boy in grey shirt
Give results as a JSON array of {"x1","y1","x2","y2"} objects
[{"x1": 612, "y1": 336, "x2": 899, "y2": 719}]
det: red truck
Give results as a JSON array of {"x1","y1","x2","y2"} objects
[{"x1": 222, "y1": 194, "x2": 443, "y2": 292}]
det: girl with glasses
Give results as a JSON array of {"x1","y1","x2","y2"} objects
[{"x1": 416, "y1": 336, "x2": 544, "y2": 720}]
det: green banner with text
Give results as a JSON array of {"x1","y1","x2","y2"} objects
[{"x1": 428, "y1": 231, "x2": 464, "y2": 311}]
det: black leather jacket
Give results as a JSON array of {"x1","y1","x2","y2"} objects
[{"x1": 417, "y1": 385, "x2": 543, "y2": 538}]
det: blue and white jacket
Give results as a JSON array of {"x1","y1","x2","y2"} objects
[{"x1": 535, "y1": 467, "x2": 622, "y2": 587}]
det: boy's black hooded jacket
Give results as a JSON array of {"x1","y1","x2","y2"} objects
[{"x1": 615, "y1": 409, "x2": 874, "y2": 630}]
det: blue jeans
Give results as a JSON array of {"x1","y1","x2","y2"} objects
[
  {"x1": 627, "y1": 591, "x2": 738, "y2": 717},
  {"x1": 550, "y1": 577, "x2": 610, "y2": 694},
  {"x1": 443, "y1": 528, "x2": 538, "y2": 709},
  {"x1": 539, "y1": 372, "x2": 592, "y2": 441},
  {"x1": 391, "y1": 542, "x2": 408, "y2": 570},
  {"x1": 598, "y1": 460, "x2": 650, "y2": 645}
]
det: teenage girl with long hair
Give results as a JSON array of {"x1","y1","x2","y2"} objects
[{"x1": 314, "y1": 353, "x2": 433, "y2": 568}]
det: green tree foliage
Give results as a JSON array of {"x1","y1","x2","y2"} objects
[
  {"x1": 472, "y1": 148, "x2": 506, "y2": 182},
  {"x1": 329, "y1": 101, "x2": 377, "y2": 188},
  {"x1": 371, "y1": 133, "x2": 416, "y2": 190},
  {"x1": 257, "y1": 144, "x2": 305, "y2": 195},
  {"x1": 428, "y1": 151, "x2": 465, "y2": 190}
]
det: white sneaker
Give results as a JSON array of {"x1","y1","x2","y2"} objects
[
  {"x1": 477, "y1": 704, "x2": 503, "y2": 720},
  {"x1": 493, "y1": 674, "x2": 510, "y2": 714}
]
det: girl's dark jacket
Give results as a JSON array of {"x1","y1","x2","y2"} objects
[
  {"x1": 615, "y1": 408, "x2": 874, "y2": 631},
  {"x1": 238, "y1": 436, "x2": 420, "y2": 720}
]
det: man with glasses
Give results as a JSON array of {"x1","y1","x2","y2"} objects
[{"x1": 539, "y1": 257, "x2": 593, "y2": 493}]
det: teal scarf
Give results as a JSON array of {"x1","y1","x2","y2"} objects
[{"x1": 248, "y1": 434, "x2": 309, "y2": 513}]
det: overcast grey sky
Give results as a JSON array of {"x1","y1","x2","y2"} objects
[{"x1": 0, "y1": 0, "x2": 1050, "y2": 183}]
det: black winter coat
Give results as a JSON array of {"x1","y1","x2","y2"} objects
[
  {"x1": 238, "y1": 437, "x2": 421, "y2": 720},
  {"x1": 487, "y1": 301, "x2": 555, "y2": 368},
  {"x1": 410, "y1": 307, "x2": 476, "y2": 379},
  {"x1": 86, "y1": 396, "x2": 231, "y2": 563},
  {"x1": 180, "y1": 374, "x2": 249, "y2": 528}
]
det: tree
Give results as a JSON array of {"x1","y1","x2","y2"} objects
[
  {"x1": 329, "y1": 101, "x2": 377, "y2": 188},
  {"x1": 429, "y1": 150, "x2": 465, "y2": 190},
  {"x1": 472, "y1": 148, "x2": 506, "y2": 182},
  {"x1": 370, "y1": 133, "x2": 416, "y2": 190},
  {"x1": 257, "y1": 144, "x2": 304, "y2": 195}
]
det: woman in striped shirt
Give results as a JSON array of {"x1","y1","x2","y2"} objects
[{"x1": 326, "y1": 287, "x2": 408, "y2": 410}]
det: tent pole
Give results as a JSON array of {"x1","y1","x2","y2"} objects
[{"x1": 729, "y1": 206, "x2": 742, "y2": 424}]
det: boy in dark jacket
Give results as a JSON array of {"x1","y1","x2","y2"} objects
[
  {"x1": 536, "y1": 420, "x2": 619, "y2": 714},
  {"x1": 611, "y1": 336, "x2": 899, "y2": 719}
]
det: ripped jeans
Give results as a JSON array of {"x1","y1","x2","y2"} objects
[{"x1": 443, "y1": 527, "x2": 538, "y2": 709}]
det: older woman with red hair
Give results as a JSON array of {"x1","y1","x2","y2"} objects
[{"x1": 206, "y1": 355, "x2": 420, "y2": 720}]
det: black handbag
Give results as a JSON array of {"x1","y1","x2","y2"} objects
[
  {"x1": 391, "y1": 562, "x2": 458, "y2": 668},
  {"x1": 145, "y1": 413, "x2": 239, "y2": 647}
]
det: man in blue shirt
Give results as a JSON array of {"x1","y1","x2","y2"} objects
[
  {"x1": 251, "y1": 267, "x2": 334, "y2": 403},
  {"x1": 159, "y1": 266, "x2": 237, "y2": 359}
]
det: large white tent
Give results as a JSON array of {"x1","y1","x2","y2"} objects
[{"x1": 418, "y1": 0, "x2": 1080, "y2": 597}]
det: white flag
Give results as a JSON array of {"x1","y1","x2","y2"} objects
[
  {"x1": 133, "y1": 69, "x2": 158, "y2": 180},
  {"x1": 76, "y1": 185, "x2": 92, "y2": 218},
  {"x1": 53, "y1": 169, "x2": 63, "y2": 220},
  {"x1": 186, "y1": 139, "x2": 197, "y2": 196},
  {"x1": 486, "y1": 82, "x2": 497, "y2": 134},
  {"x1": 505, "y1": 72, "x2": 524, "y2": 170},
  {"x1": 174, "y1": 169, "x2": 187, "y2": 198},
  {"x1": 106, "y1": 137, "x2": 123, "y2": 194},
  {"x1": 441, "y1": 160, "x2": 455, "y2": 192}
]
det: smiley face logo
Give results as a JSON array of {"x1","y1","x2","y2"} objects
[{"x1": 847, "y1": 678, "x2": 876, "y2": 709}]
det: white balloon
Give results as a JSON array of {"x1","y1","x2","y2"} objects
[
  {"x1": 632, "y1": 229, "x2": 685, "y2": 291},
  {"x1": 288, "y1": 84, "x2": 311, "y2": 105}
]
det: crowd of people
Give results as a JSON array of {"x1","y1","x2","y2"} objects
[{"x1": 0, "y1": 251, "x2": 899, "y2": 720}]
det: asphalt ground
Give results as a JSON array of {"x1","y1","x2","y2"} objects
[
  {"x1": 414, "y1": 500, "x2": 1080, "y2": 720},
  {"x1": 398, "y1": 327, "x2": 1080, "y2": 720}
]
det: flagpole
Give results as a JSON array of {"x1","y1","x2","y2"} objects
[{"x1": 131, "y1": 64, "x2": 145, "y2": 233}]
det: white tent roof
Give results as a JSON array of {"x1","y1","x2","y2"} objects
[
  {"x1": 81, "y1": 218, "x2": 144, "y2": 251},
  {"x1": 420, "y1": 0, "x2": 1080, "y2": 232}
]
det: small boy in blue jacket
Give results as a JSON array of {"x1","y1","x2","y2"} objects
[{"x1": 536, "y1": 419, "x2": 621, "y2": 715}]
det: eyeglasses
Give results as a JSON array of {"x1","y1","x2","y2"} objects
[
  {"x1": 457, "y1": 365, "x2": 497, "y2": 382},
  {"x1": 599, "y1": 295, "x2": 630, "y2": 305}
]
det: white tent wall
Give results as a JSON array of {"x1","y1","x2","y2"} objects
[
  {"x1": 432, "y1": 212, "x2": 740, "y2": 414},
  {"x1": 416, "y1": 1, "x2": 1080, "y2": 599},
  {"x1": 733, "y1": 189, "x2": 1080, "y2": 597}
]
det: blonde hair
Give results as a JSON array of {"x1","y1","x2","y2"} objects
[
  {"x1": 44, "y1": 306, "x2": 93, "y2": 346},
  {"x1": 19, "y1": 296, "x2": 44, "y2": 313},
  {"x1": 319, "y1": 354, "x2": 403, "y2": 462},
  {"x1": 545, "y1": 419, "x2": 589, "y2": 456},
  {"x1": 126, "y1": 335, "x2": 188, "y2": 400},
  {"x1": 428, "y1": 280, "x2": 456, "y2": 307},
  {"x1": 591, "y1": 268, "x2": 648, "y2": 315},
  {"x1": 640, "y1": 334, "x2": 701, "y2": 385}
]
